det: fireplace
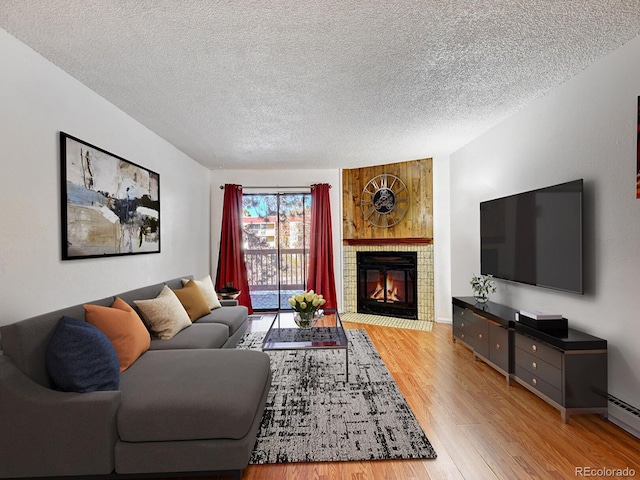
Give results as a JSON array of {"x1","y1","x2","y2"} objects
[{"x1": 357, "y1": 251, "x2": 418, "y2": 319}]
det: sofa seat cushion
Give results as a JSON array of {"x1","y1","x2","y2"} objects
[
  {"x1": 117, "y1": 349, "x2": 271, "y2": 442},
  {"x1": 194, "y1": 305, "x2": 248, "y2": 336},
  {"x1": 148, "y1": 323, "x2": 229, "y2": 350}
]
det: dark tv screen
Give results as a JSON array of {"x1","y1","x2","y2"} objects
[{"x1": 480, "y1": 179, "x2": 583, "y2": 294}]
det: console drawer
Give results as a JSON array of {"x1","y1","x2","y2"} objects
[
  {"x1": 489, "y1": 323, "x2": 510, "y2": 372},
  {"x1": 515, "y1": 333, "x2": 562, "y2": 367},
  {"x1": 516, "y1": 348, "x2": 562, "y2": 389},
  {"x1": 453, "y1": 306, "x2": 475, "y2": 332},
  {"x1": 453, "y1": 327, "x2": 471, "y2": 344},
  {"x1": 454, "y1": 308, "x2": 488, "y2": 355},
  {"x1": 453, "y1": 304, "x2": 466, "y2": 319},
  {"x1": 515, "y1": 364, "x2": 562, "y2": 405},
  {"x1": 471, "y1": 317, "x2": 489, "y2": 357}
]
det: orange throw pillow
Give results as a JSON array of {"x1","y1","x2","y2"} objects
[
  {"x1": 84, "y1": 297, "x2": 151, "y2": 372},
  {"x1": 172, "y1": 279, "x2": 212, "y2": 321}
]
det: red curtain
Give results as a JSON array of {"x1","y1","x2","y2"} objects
[
  {"x1": 215, "y1": 184, "x2": 253, "y2": 314},
  {"x1": 306, "y1": 183, "x2": 338, "y2": 310}
]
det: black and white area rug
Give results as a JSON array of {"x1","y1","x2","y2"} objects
[{"x1": 236, "y1": 329, "x2": 437, "y2": 464}]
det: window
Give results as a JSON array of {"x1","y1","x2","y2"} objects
[{"x1": 242, "y1": 193, "x2": 311, "y2": 310}]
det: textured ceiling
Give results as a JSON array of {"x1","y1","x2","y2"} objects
[{"x1": 2, "y1": 1, "x2": 640, "y2": 170}]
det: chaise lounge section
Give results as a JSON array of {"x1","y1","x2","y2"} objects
[{"x1": 0, "y1": 275, "x2": 271, "y2": 479}]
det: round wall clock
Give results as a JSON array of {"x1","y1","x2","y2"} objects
[{"x1": 360, "y1": 173, "x2": 409, "y2": 227}]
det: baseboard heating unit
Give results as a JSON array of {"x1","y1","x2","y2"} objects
[{"x1": 608, "y1": 394, "x2": 640, "y2": 439}]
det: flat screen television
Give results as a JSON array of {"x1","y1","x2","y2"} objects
[{"x1": 480, "y1": 179, "x2": 583, "y2": 294}]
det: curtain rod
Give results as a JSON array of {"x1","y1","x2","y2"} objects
[{"x1": 218, "y1": 184, "x2": 331, "y2": 189}]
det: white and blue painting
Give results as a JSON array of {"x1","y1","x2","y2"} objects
[{"x1": 62, "y1": 134, "x2": 160, "y2": 258}]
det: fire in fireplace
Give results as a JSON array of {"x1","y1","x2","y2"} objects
[{"x1": 357, "y1": 251, "x2": 418, "y2": 319}]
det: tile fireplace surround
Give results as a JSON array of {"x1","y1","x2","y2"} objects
[{"x1": 343, "y1": 243, "x2": 434, "y2": 322}]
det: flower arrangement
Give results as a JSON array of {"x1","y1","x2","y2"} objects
[
  {"x1": 470, "y1": 274, "x2": 496, "y2": 303},
  {"x1": 288, "y1": 290, "x2": 326, "y2": 313},
  {"x1": 288, "y1": 290, "x2": 326, "y2": 328}
]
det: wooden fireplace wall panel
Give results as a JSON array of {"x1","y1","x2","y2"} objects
[{"x1": 342, "y1": 158, "x2": 433, "y2": 243}]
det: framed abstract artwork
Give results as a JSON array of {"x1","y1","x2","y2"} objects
[{"x1": 60, "y1": 132, "x2": 160, "y2": 259}]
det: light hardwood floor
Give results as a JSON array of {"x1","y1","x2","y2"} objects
[{"x1": 197, "y1": 318, "x2": 640, "y2": 480}]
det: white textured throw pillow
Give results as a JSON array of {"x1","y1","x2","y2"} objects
[
  {"x1": 182, "y1": 275, "x2": 221, "y2": 310},
  {"x1": 134, "y1": 286, "x2": 191, "y2": 339}
]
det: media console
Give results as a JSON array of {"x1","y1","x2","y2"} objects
[{"x1": 452, "y1": 297, "x2": 608, "y2": 423}]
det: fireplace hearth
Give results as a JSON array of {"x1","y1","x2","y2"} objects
[{"x1": 357, "y1": 251, "x2": 418, "y2": 319}]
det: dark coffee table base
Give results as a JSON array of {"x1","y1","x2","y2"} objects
[{"x1": 262, "y1": 310, "x2": 349, "y2": 380}]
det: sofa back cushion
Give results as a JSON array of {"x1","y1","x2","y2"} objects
[
  {"x1": 0, "y1": 276, "x2": 195, "y2": 387},
  {"x1": 84, "y1": 298, "x2": 151, "y2": 372},
  {"x1": 115, "y1": 283, "x2": 165, "y2": 312},
  {"x1": 165, "y1": 276, "x2": 191, "y2": 290},
  {"x1": 133, "y1": 286, "x2": 192, "y2": 339},
  {"x1": 45, "y1": 316, "x2": 120, "y2": 392},
  {"x1": 182, "y1": 275, "x2": 222, "y2": 310},
  {"x1": 172, "y1": 280, "x2": 212, "y2": 321},
  {"x1": 0, "y1": 297, "x2": 114, "y2": 388}
]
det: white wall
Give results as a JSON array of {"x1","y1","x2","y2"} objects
[
  {"x1": 433, "y1": 154, "x2": 452, "y2": 323},
  {"x1": 0, "y1": 29, "x2": 211, "y2": 325},
  {"x1": 210, "y1": 169, "x2": 343, "y2": 308},
  {"x1": 450, "y1": 35, "x2": 640, "y2": 411}
]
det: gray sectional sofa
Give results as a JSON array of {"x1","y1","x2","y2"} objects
[{"x1": 0, "y1": 276, "x2": 272, "y2": 480}]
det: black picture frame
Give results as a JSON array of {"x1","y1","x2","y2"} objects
[{"x1": 60, "y1": 132, "x2": 160, "y2": 260}]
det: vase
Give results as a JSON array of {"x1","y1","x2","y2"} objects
[
  {"x1": 294, "y1": 310, "x2": 322, "y2": 329},
  {"x1": 474, "y1": 293, "x2": 489, "y2": 304}
]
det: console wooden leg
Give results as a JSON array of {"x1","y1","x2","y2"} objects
[{"x1": 561, "y1": 409, "x2": 568, "y2": 423}]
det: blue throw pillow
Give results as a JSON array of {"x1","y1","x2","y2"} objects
[{"x1": 45, "y1": 316, "x2": 120, "y2": 392}]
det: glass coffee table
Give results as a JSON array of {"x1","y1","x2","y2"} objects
[{"x1": 262, "y1": 309, "x2": 349, "y2": 380}]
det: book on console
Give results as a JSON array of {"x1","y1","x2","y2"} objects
[{"x1": 519, "y1": 309, "x2": 563, "y2": 320}]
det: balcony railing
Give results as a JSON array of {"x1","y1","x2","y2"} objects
[{"x1": 244, "y1": 248, "x2": 308, "y2": 292}]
